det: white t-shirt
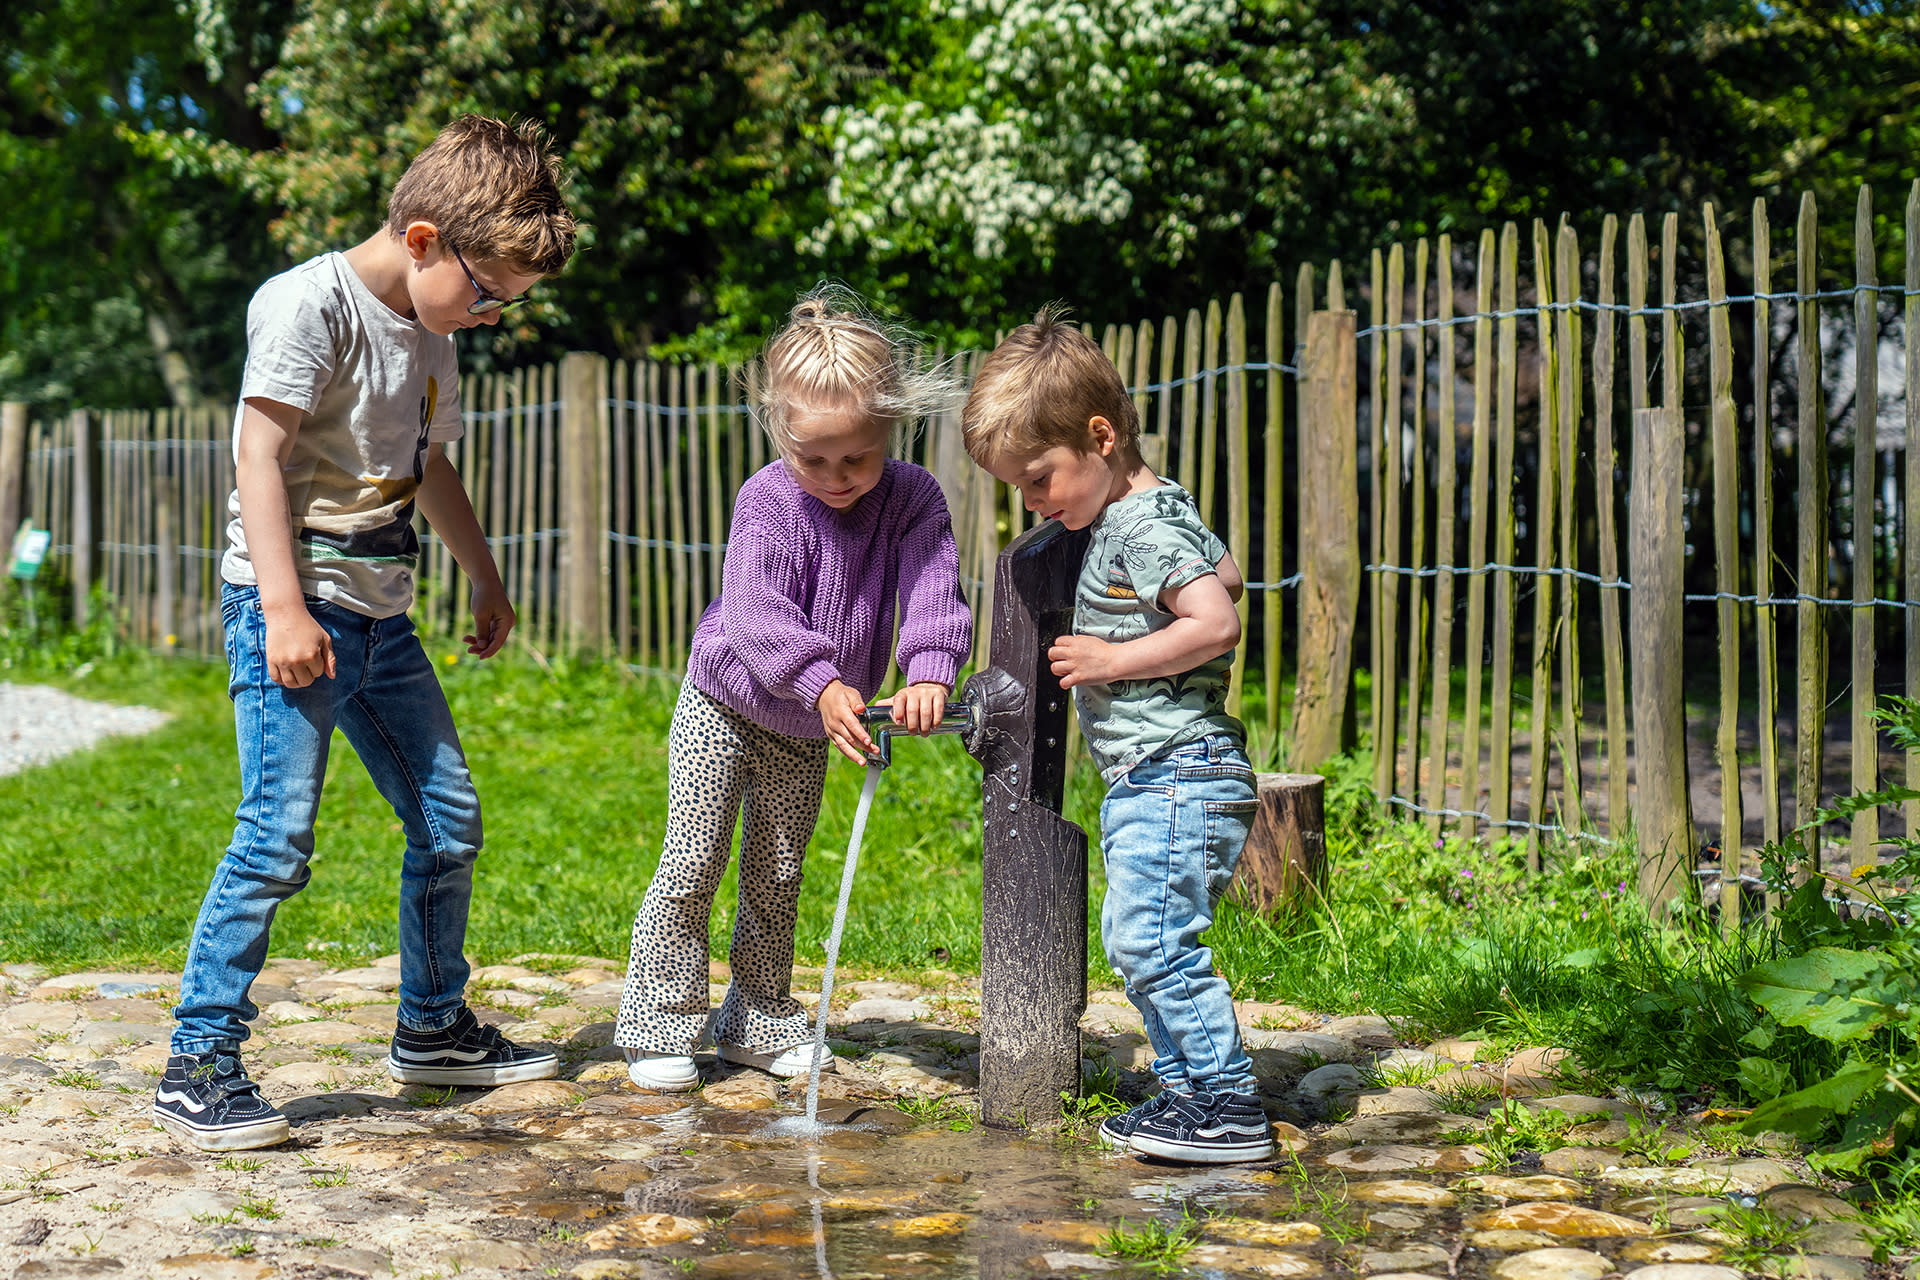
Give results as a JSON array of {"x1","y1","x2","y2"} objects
[{"x1": 221, "y1": 252, "x2": 463, "y2": 618}]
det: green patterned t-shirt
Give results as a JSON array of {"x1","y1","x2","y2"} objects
[{"x1": 1072, "y1": 482, "x2": 1246, "y2": 783}]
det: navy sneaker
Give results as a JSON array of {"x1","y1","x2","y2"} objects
[
  {"x1": 1127, "y1": 1089, "x2": 1275, "y2": 1164},
  {"x1": 152, "y1": 1052, "x2": 290, "y2": 1152},
  {"x1": 387, "y1": 1006, "x2": 558, "y2": 1086},
  {"x1": 1095, "y1": 1091, "x2": 1176, "y2": 1151}
]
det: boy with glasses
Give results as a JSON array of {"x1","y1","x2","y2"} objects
[{"x1": 154, "y1": 115, "x2": 579, "y2": 1151}]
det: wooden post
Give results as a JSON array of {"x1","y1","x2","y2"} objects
[
  {"x1": 1401, "y1": 239, "x2": 1430, "y2": 819},
  {"x1": 1291, "y1": 310, "x2": 1360, "y2": 770},
  {"x1": 1906, "y1": 180, "x2": 1920, "y2": 842},
  {"x1": 1796, "y1": 194, "x2": 1828, "y2": 860},
  {"x1": 965, "y1": 520, "x2": 1092, "y2": 1130},
  {"x1": 1525, "y1": 219, "x2": 1559, "y2": 867},
  {"x1": 1706, "y1": 204, "x2": 1744, "y2": 930},
  {"x1": 1851, "y1": 186, "x2": 1879, "y2": 877},
  {"x1": 1376, "y1": 246, "x2": 1406, "y2": 799},
  {"x1": 1264, "y1": 281, "x2": 1285, "y2": 764},
  {"x1": 1425, "y1": 237, "x2": 1458, "y2": 835},
  {"x1": 561, "y1": 352, "x2": 608, "y2": 654},
  {"x1": 155, "y1": 495, "x2": 176, "y2": 650},
  {"x1": 1226, "y1": 294, "x2": 1251, "y2": 724},
  {"x1": 1594, "y1": 214, "x2": 1630, "y2": 838},
  {"x1": 1200, "y1": 299, "x2": 1223, "y2": 526},
  {"x1": 1460, "y1": 229, "x2": 1497, "y2": 835},
  {"x1": 1232, "y1": 773, "x2": 1328, "y2": 915},
  {"x1": 1753, "y1": 202, "x2": 1782, "y2": 916},
  {"x1": 0, "y1": 403, "x2": 26, "y2": 585},
  {"x1": 1555, "y1": 222, "x2": 1585, "y2": 832},
  {"x1": 1367, "y1": 251, "x2": 1385, "y2": 782},
  {"x1": 1179, "y1": 309, "x2": 1201, "y2": 493},
  {"x1": 1490, "y1": 225, "x2": 1521, "y2": 828},
  {"x1": 1631, "y1": 405, "x2": 1694, "y2": 912}
]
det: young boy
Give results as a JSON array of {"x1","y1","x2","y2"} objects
[
  {"x1": 154, "y1": 116, "x2": 579, "y2": 1152},
  {"x1": 963, "y1": 307, "x2": 1272, "y2": 1165}
]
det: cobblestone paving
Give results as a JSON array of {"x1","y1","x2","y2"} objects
[{"x1": 0, "y1": 958, "x2": 1882, "y2": 1279}]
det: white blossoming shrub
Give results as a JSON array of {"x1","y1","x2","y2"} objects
[{"x1": 811, "y1": 0, "x2": 1413, "y2": 287}]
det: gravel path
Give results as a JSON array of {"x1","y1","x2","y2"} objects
[{"x1": 0, "y1": 681, "x2": 171, "y2": 777}]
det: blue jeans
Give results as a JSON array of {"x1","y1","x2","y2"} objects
[
  {"x1": 1099, "y1": 733, "x2": 1260, "y2": 1096},
  {"x1": 172, "y1": 583, "x2": 481, "y2": 1054}
]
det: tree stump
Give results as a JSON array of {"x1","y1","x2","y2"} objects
[{"x1": 1232, "y1": 773, "x2": 1328, "y2": 915}]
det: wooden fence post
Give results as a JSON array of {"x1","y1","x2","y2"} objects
[
  {"x1": 70, "y1": 409, "x2": 93, "y2": 626},
  {"x1": 1291, "y1": 310, "x2": 1359, "y2": 770},
  {"x1": 1630, "y1": 405, "x2": 1694, "y2": 912},
  {"x1": 561, "y1": 352, "x2": 608, "y2": 654},
  {"x1": 0, "y1": 403, "x2": 25, "y2": 593}
]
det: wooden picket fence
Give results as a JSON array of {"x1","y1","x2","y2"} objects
[{"x1": 7, "y1": 180, "x2": 1920, "y2": 915}]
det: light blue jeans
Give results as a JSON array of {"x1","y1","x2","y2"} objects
[
  {"x1": 171, "y1": 583, "x2": 480, "y2": 1054},
  {"x1": 1100, "y1": 733, "x2": 1261, "y2": 1096}
]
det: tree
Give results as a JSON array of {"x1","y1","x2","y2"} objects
[
  {"x1": 0, "y1": 0, "x2": 289, "y2": 410},
  {"x1": 808, "y1": 0, "x2": 1416, "y2": 341}
]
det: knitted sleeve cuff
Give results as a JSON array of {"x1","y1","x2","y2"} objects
[
  {"x1": 790, "y1": 658, "x2": 844, "y2": 710},
  {"x1": 903, "y1": 652, "x2": 959, "y2": 691}
]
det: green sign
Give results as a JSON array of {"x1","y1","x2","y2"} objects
[{"x1": 9, "y1": 522, "x2": 51, "y2": 580}]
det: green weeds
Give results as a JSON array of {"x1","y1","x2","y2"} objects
[{"x1": 1099, "y1": 1210, "x2": 1202, "y2": 1270}]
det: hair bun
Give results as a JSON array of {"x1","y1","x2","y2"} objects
[{"x1": 790, "y1": 298, "x2": 833, "y2": 322}]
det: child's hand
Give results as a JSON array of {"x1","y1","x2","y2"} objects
[
  {"x1": 1048, "y1": 634, "x2": 1122, "y2": 689},
  {"x1": 467, "y1": 580, "x2": 516, "y2": 659},
  {"x1": 817, "y1": 679, "x2": 877, "y2": 765},
  {"x1": 263, "y1": 604, "x2": 336, "y2": 689},
  {"x1": 882, "y1": 682, "x2": 949, "y2": 735}
]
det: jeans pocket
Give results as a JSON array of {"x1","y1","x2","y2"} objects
[{"x1": 1202, "y1": 796, "x2": 1260, "y2": 903}]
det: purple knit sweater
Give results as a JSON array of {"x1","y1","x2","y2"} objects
[{"x1": 687, "y1": 459, "x2": 973, "y2": 739}]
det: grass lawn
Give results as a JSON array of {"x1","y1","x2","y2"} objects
[
  {"x1": 0, "y1": 648, "x2": 1036, "y2": 978},
  {"x1": 3, "y1": 645, "x2": 1760, "y2": 1100}
]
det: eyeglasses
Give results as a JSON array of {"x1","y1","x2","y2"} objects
[{"x1": 450, "y1": 244, "x2": 531, "y2": 316}]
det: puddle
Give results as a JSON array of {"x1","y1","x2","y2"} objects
[{"x1": 322, "y1": 1088, "x2": 1741, "y2": 1280}]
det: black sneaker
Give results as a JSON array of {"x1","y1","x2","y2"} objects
[
  {"x1": 1127, "y1": 1089, "x2": 1275, "y2": 1164},
  {"x1": 152, "y1": 1051, "x2": 291, "y2": 1152},
  {"x1": 1095, "y1": 1091, "x2": 1176, "y2": 1151},
  {"x1": 387, "y1": 1006, "x2": 558, "y2": 1086}
]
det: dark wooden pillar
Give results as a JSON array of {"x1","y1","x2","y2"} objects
[{"x1": 964, "y1": 518, "x2": 1091, "y2": 1129}]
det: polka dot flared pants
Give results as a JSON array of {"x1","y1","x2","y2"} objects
[{"x1": 614, "y1": 682, "x2": 829, "y2": 1055}]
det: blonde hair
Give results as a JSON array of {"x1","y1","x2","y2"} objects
[
  {"x1": 386, "y1": 115, "x2": 578, "y2": 276},
  {"x1": 962, "y1": 304, "x2": 1140, "y2": 469},
  {"x1": 756, "y1": 284, "x2": 958, "y2": 455}
]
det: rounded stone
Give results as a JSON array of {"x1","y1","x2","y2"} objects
[
  {"x1": 460, "y1": 1079, "x2": 586, "y2": 1113},
  {"x1": 259, "y1": 1061, "x2": 350, "y2": 1091},
  {"x1": 1490, "y1": 1248, "x2": 1615, "y2": 1280},
  {"x1": 150, "y1": 1255, "x2": 275, "y2": 1279},
  {"x1": 1299, "y1": 1063, "x2": 1368, "y2": 1097},
  {"x1": 579, "y1": 1213, "x2": 706, "y2": 1249},
  {"x1": 1360, "y1": 1245, "x2": 1451, "y2": 1274},
  {"x1": 1188, "y1": 1245, "x2": 1321, "y2": 1275},
  {"x1": 1469, "y1": 1202, "x2": 1654, "y2": 1237},
  {"x1": 1356, "y1": 1087, "x2": 1445, "y2": 1116},
  {"x1": 1323, "y1": 1144, "x2": 1443, "y2": 1172},
  {"x1": 1207, "y1": 1219, "x2": 1323, "y2": 1245},
  {"x1": 1458, "y1": 1175, "x2": 1587, "y2": 1200},
  {"x1": 273, "y1": 1020, "x2": 367, "y2": 1046},
  {"x1": 1471, "y1": 1231, "x2": 1576, "y2": 1252},
  {"x1": 876, "y1": 1212, "x2": 971, "y2": 1236},
  {"x1": 1619, "y1": 1266, "x2": 1745, "y2": 1280},
  {"x1": 1347, "y1": 1179, "x2": 1457, "y2": 1207},
  {"x1": 1762, "y1": 1184, "x2": 1860, "y2": 1224},
  {"x1": 1619, "y1": 1244, "x2": 1722, "y2": 1264}
]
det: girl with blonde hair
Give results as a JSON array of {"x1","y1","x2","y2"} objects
[{"x1": 613, "y1": 287, "x2": 972, "y2": 1089}]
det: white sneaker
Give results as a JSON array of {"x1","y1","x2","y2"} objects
[
  {"x1": 716, "y1": 1040, "x2": 837, "y2": 1078},
  {"x1": 624, "y1": 1050, "x2": 700, "y2": 1092}
]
